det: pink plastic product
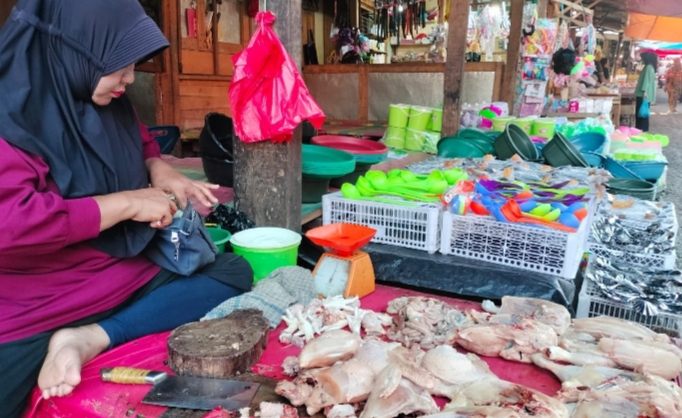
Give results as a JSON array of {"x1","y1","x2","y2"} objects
[
  {"x1": 23, "y1": 286, "x2": 562, "y2": 417},
  {"x1": 617, "y1": 126, "x2": 642, "y2": 136}
]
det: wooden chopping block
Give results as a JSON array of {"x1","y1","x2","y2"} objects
[{"x1": 168, "y1": 309, "x2": 270, "y2": 378}]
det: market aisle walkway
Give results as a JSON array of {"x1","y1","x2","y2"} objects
[{"x1": 650, "y1": 88, "x2": 682, "y2": 259}]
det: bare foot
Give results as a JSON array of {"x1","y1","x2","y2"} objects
[{"x1": 38, "y1": 324, "x2": 110, "y2": 399}]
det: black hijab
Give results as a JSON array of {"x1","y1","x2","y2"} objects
[{"x1": 0, "y1": 0, "x2": 169, "y2": 257}]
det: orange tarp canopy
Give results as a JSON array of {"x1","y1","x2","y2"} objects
[{"x1": 626, "y1": 12, "x2": 682, "y2": 43}]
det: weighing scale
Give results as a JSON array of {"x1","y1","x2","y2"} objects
[{"x1": 305, "y1": 223, "x2": 377, "y2": 299}]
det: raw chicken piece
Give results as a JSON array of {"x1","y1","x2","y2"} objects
[
  {"x1": 530, "y1": 353, "x2": 638, "y2": 391},
  {"x1": 455, "y1": 319, "x2": 558, "y2": 363},
  {"x1": 282, "y1": 356, "x2": 300, "y2": 376},
  {"x1": 386, "y1": 296, "x2": 473, "y2": 349},
  {"x1": 568, "y1": 392, "x2": 642, "y2": 418},
  {"x1": 274, "y1": 380, "x2": 314, "y2": 406},
  {"x1": 483, "y1": 296, "x2": 572, "y2": 336},
  {"x1": 424, "y1": 407, "x2": 523, "y2": 418},
  {"x1": 299, "y1": 330, "x2": 362, "y2": 369},
  {"x1": 305, "y1": 385, "x2": 337, "y2": 415},
  {"x1": 352, "y1": 339, "x2": 401, "y2": 375},
  {"x1": 597, "y1": 337, "x2": 682, "y2": 380},
  {"x1": 421, "y1": 346, "x2": 496, "y2": 386},
  {"x1": 387, "y1": 345, "x2": 436, "y2": 390},
  {"x1": 359, "y1": 375, "x2": 439, "y2": 418},
  {"x1": 312, "y1": 359, "x2": 375, "y2": 403},
  {"x1": 326, "y1": 404, "x2": 357, "y2": 418},
  {"x1": 624, "y1": 338, "x2": 682, "y2": 360},
  {"x1": 361, "y1": 311, "x2": 392, "y2": 336},
  {"x1": 547, "y1": 345, "x2": 618, "y2": 368},
  {"x1": 564, "y1": 374, "x2": 682, "y2": 417},
  {"x1": 449, "y1": 378, "x2": 569, "y2": 418},
  {"x1": 572, "y1": 317, "x2": 670, "y2": 343},
  {"x1": 259, "y1": 402, "x2": 299, "y2": 418}
]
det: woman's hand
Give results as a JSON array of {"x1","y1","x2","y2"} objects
[
  {"x1": 126, "y1": 188, "x2": 178, "y2": 228},
  {"x1": 146, "y1": 158, "x2": 219, "y2": 208},
  {"x1": 93, "y1": 187, "x2": 177, "y2": 231}
]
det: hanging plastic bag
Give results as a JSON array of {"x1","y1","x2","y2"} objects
[
  {"x1": 638, "y1": 99, "x2": 650, "y2": 118},
  {"x1": 228, "y1": 12, "x2": 325, "y2": 143}
]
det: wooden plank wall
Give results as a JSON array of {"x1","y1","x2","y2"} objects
[{"x1": 178, "y1": 78, "x2": 231, "y2": 129}]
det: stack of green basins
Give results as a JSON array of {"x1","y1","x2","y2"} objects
[
  {"x1": 302, "y1": 144, "x2": 356, "y2": 203},
  {"x1": 437, "y1": 128, "x2": 496, "y2": 158}
]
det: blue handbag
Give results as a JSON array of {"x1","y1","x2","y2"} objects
[
  {"x1": 144, "y1": 201, "x2": 218, "y2": 276},
  {"x1": 638, "y1": 99, "x2": 650, "y2": 118}
]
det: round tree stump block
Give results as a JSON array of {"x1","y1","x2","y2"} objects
[{"x1": 168, "y1": 309, "x2": 270, "y2": 378}]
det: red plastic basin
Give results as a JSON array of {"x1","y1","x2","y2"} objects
[{"x1": 311, "y1": 135, "x2": 388, "y2": 155}]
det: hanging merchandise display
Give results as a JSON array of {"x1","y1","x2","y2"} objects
[
  {"x1": 228, "y1": 12, "x2": 326, "y2": 143},
  {"x1": 515, "y1": 14, "x2": 558, "y2": 118}
]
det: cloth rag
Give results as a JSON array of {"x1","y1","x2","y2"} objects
[{"x1": 202, "y1": 266, "x2": 317, "y2": 327}]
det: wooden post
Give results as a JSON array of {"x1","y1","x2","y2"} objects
[
  {"x1": 501, "y1": 0, "x2": 524, "y2": 110},
  {"x1": 537, "y1": 0, "x2": 548, "y2": 18},
  {"x1": 441, "y1": 0, "x2": 469, "y2": 137},
  {"x1": 232, "y1": 0, "x2": 303, "y2": 230}
]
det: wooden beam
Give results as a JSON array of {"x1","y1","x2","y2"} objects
[
  {"x1": 587, "y1": 0, "x2": 605, "y2": 8},
  {"x1": 501, "y1": 0, "x2": 524, "y2": 110},
  {"x1": 441, "y1": 0, "x2": 469, "y2": 137},
  {"x1": 233, "y1": 0, "x2": 303, "y2": 230},
  {"x1": 554, "y1": 0, "x2": 594, "y2": 15}
]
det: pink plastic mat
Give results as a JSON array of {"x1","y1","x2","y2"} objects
[{"x1": 23, "y1": 285, "x2": 561, "y2": 418}]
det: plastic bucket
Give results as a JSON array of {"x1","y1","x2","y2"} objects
[
  {"x1": 405, "y1": 129, "x2": 427, "y2": 151},
  {"x1": 407, "y1": 107, "x2": 432, "y2": 131},
  {"x1": 206, "y1": 227, "x2": 231, "y2": 253},
  {"x1": 430, "y1": 109, "x2": 443, "y2": 132},
  {"x1": 511, "y1": 118, "x2": 533, "y2": 134},
  {"x1": 230, "y1": 227, "x2": 302, "y2": 284},
  {"x1": 388, "y1": 104, "x2": 410, "y2": 128},
  {"x1": 423, "y1": 131, "x2": 441, "y2": 154},
  {"x1": 531, "y1": 118, "x2": 556, "y2": 139},
  {"x1": 384, "y1": 127, "x2": 406, "y2": 148},
  {"x1": 492, "y1": 116, "x2": 516, "y2": 132}
]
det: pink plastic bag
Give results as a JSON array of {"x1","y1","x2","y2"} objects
[{"x1": 228, "y1": 12, "x2": 325, "y2": 143}]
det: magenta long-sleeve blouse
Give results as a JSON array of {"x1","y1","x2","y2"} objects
[{"x1": 0, "y1": 125, "x2": 163, "y2": 344}]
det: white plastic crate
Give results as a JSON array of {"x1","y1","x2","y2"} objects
[
  {"x1": 322, "y1": 192, "x2": 442, "y2": 253},
  {"x1": 440, "y1": 209, "x2": 590, "y2": 278},
  {"x1": 577, "y1": 280, "x2": 681, "y2": 336},
  {"x1": 587, "y1": 242, "x2": 676, "y2": 271}
]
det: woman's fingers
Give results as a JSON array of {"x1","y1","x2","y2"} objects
[{"x1": 187, "y1": 181, "x2": 219, "y2": 207}]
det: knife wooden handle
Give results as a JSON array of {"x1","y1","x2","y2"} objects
[{"x1": 100, "y1": 367, "x2": 167, "y2": 385}]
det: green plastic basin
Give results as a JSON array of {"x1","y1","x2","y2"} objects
[
  {"x1": 542, "y1": 133, "x2": 588, "y2": 168},
  {"x1": 206, "y1": 227, "x2": 231, "y2": 253},
  {"x1": 494, "y1": 124, "x2": 538, "y2": 161}
]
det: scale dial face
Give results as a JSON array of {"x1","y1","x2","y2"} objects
[{"x1": 314, "y1": 255, "x2": 351, "y2": 297}]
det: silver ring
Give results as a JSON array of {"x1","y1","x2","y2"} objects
[{"x1": 168, "y1": 194, "x2": 176, "y2": 201}]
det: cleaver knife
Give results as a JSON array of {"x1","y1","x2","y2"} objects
[{"x1": 101, "y1": 367, "x2": 260, "y2": 411}]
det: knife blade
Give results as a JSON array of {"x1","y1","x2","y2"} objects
[{"x1": 101, "y1": 367, "x2": 260, "y2": 411}]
